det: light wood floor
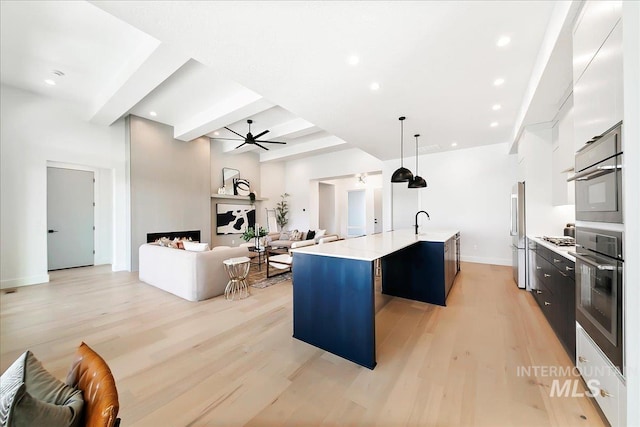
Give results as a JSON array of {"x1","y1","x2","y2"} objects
[{"x1": 1, "y1": 262, "x2": 605, "y2": 426}]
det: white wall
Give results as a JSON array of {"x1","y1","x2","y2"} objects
[
  {"x1": 259, "y1": 160, "x2": 286, "y2": 229},
  {"x1": 0, "y1": 85, "x2": 129, "y2": 288},
  {"x1": 284, "y1": 148, "x2": 383, "y2": 232},
  {"x1": 384, "y1": 143, "x2": 517, "y2": 266}
]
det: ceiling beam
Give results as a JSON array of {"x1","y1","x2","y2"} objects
[
  {"x1": 259, "y1": 135, "x2": 347, "y2": 163},
  {"x1": 89, "y1": 43, "x2": 189, "y2": 126},
  {"x1": 174, "y1": 93, "x2": 274, "y2": 142}
]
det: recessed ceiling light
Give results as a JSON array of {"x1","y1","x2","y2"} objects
[
  {"x1": 370, "y1": 82, "x2": 380, "y2": 91},
  {"x1": 149, "y1": 111, "x2": 157, "y2": 117},
  {"x1": 213, "y1": 131, "x2": 220, "y2": 136},
  {"x1": 494, "y1": 78, "x2": 505, "y2": 86},
  {"x1": 492, "y1": 104, "x2": 502, "y2": 111},
  {"x1": 451, "y1": 142, "x2": 458, "y2": 147},
  {"x1": 347, "y1": 55, "x2": 360, "y2": 66},
  {"x1": 497, "y1": 36, "x2": 511, "y2": 47},
  {"x1": 490, "y1": 122, "x2": 499, "y2": 127},
  {"x1": 44, "y1": 79, "x2": 56, "y2": 86}
]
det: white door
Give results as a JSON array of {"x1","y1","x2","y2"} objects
[
  {"x1": 373, "y1": 188, "x2": 382, "y2": 234},
  {"x1": 347, "y1": 189, "x2": 366, "y2": 237},
  {"x1": 47, "y1": 167, "x2": 94, "y2": 270}
]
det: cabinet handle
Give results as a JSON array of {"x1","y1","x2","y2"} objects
[
  {"x1": 553, "y1": 258, "x2": 561, "y2": 263},
  {"x1": 536, "y1": 290, "x2": 543, "y2": 294},
  {"x1": 536, "y1": 266, "x2": 542, "y2": 270},
  {"x1": 559, "y1": 271, "x2": 567, "y2": 277},
  {"x1": 544, "y1": 274, "x2": 551, "y2": 278},
  {"x1": 566, "y1": 266, "x2": 574, "y2": 271},
  {"x1": 544, "y1": 301, "x2": 551, "y2": 306},
  {"x1": 600, "y1": 389, "x2": 614, "y2": 398},
  {"x1": 578, "y1": 356, "x2": 588, "y2": 363}
]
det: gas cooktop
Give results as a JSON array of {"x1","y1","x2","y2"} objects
[{"x1": 541, "y1": 236, "x2": 575, "y2": 247}]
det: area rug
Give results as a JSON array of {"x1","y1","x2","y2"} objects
[{"x1": 250, "y1": 272, "x2": 292, "y2": 289}]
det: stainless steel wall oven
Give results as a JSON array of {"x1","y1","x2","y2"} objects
[
  {"x1": 571, "y1": 123, "x2": 623, "y2": 223},
  {"x1": 570, "y1": 227, "x2": 624, "y2": 373}
]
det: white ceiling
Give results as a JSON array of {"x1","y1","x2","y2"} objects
[{"x1": 1, "y1": 1, "x2": 560, "y2": 162}]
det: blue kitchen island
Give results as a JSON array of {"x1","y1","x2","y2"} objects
[{"x1": 291, "y1": 229, "x2": 459, "y2": 369}]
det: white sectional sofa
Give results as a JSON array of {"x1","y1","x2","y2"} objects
[{"x1": 139, "y1": 244, "x2": 250, "y2": 301}]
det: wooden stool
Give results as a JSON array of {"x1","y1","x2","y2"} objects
[{"x1": 223, "y1": 257, "x2": 251, "y2": 300}]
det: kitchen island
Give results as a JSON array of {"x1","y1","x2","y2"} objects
[{"x1": 291, "y1": 229, "x2": 459, "y2": 369}]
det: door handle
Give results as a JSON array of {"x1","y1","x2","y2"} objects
[{"x1": 48, "y1": 229, "x2": 59, "y2": 233}]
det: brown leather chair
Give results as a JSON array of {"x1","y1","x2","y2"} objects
[{"x1": 65, "y1": 342, "x2": 121, "y2": 427}]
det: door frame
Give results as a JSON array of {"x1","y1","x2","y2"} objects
[{"x1": 46, "y1": 161, "x2": 113, "y2": 267}]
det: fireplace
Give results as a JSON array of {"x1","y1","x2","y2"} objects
[{"x1": 146, "y1": 230, "x2": 201, "y2": 243}]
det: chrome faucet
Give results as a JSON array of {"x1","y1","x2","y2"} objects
[{"x1": 415, "y1": 210, "x2": 430, "y2": 234}]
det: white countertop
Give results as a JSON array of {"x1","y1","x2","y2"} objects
[
  {"x1": 292, "y1": 228, "x2": 459, "y2": 262},
  {"x1": 528, "y1": 236, "x2": 576, "y2": 262}
]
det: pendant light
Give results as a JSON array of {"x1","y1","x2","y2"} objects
[
  {"x1": 408, "y1": 134, "x2": 427, "y2": 188},
  {"x1": 391, "y1": 116, "x2": 414, "y2": 182}
]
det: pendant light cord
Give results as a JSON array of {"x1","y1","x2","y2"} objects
[
  {"x1": 399, "y1": 116, "x2": 406, "y2": 167},
  {"x1": 415, "y1": 134, "x2": 420, "y2": 174}
]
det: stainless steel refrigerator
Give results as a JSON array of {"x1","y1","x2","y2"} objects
[{"x1": 510, "y1": 182, "x2": 526, "y2": 289}]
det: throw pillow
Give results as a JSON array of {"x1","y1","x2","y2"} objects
[
  {"x1": 315, "y1": 229, "x2": 326, "y2": 238},
  {"x1": 290, "y1": 230, "x2": 303, "y2": 241},
  {"x1": 279, "y1": 231, "x2": 290, "y2": 241},
  {"x1": 306, "y1": 230, "x2": 316, "y2": 240},
  {"x1": 183, "y1": 241, "x2": 209, "y2": 252},
  {"x1": 0, "y1": 351, "x2": 84, "y2": 427}
]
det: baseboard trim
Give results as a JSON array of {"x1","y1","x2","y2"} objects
[
  {"x1": 1, "y1": 274, "x2": 50, "y2": 289},
  {"x1": 460, "y1": 256, "x2": 511, "y2": 266}
]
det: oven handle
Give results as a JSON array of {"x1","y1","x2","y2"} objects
[
  {"x1": 569, "y1": 252, "x2": 617, "y2": 270},
  {"x1": 567, "y1": 164, "x2": 620, "y2": 182}
]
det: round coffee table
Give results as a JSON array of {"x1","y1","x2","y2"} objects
[{"x1": 223, "y1": 256, "x2": 251, "y2": 300}]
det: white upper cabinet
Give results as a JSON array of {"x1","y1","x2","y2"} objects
[
  {"x1": 573, "y1": 1, "x2": 622, "y2": 83},
  {"x1": 552, "y1": 98, "x2": 575, "y2": 206},
  {"x1": 573, "y1": 19, "x2": 623, "y2": 152}
]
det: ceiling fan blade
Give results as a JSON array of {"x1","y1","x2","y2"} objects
[
  {"x1": 253, "y1": 130, "x2": 269, "y2": 139},
  {"x1": 254, "y1": 142, "x2": 270, "y2": 151},
  {"x1": 212, "y1": 137, "x2": 244, "y2": 141},
  {"x1": 224, "y1": 126, "x2": 247, "y2": 139},
  {"x1": 256, "y1": 140, "x2": 287, "y2": 144},
  {"x1": 235, "y1": 142, "x2": 248, "y2": 149}
]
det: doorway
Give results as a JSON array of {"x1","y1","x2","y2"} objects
[
  {"x1": 47, "y1": 167, "x2": 95, "y2": 270},
  {"x1": 319, "y1": 182, "x2": 336, "y2": 232},
  {"x1": 347, "y1": 189, "x2": 366, "y2": 237}
]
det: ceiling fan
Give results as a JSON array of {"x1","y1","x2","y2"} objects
[{"x1": 213, "y1": 119, "x2": 287, "y2": 151}]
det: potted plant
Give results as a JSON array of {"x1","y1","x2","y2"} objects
[
  {"x1": 249, "y1": 192, "x2": 256, "y2": 204},
  {"x1": 276, "y1": 193, "x2": 290, "y2": 230},
  {"x1": 242, "y1": 225, "x2": 268, "y2": 248}
]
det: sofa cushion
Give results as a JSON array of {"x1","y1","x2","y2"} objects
[
  {"x1": 183, "y1": 241, "x2": 209, "y2": 252},
  {"x1": 0, "y1": 351, "x2": 84, "y2": 427}
]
